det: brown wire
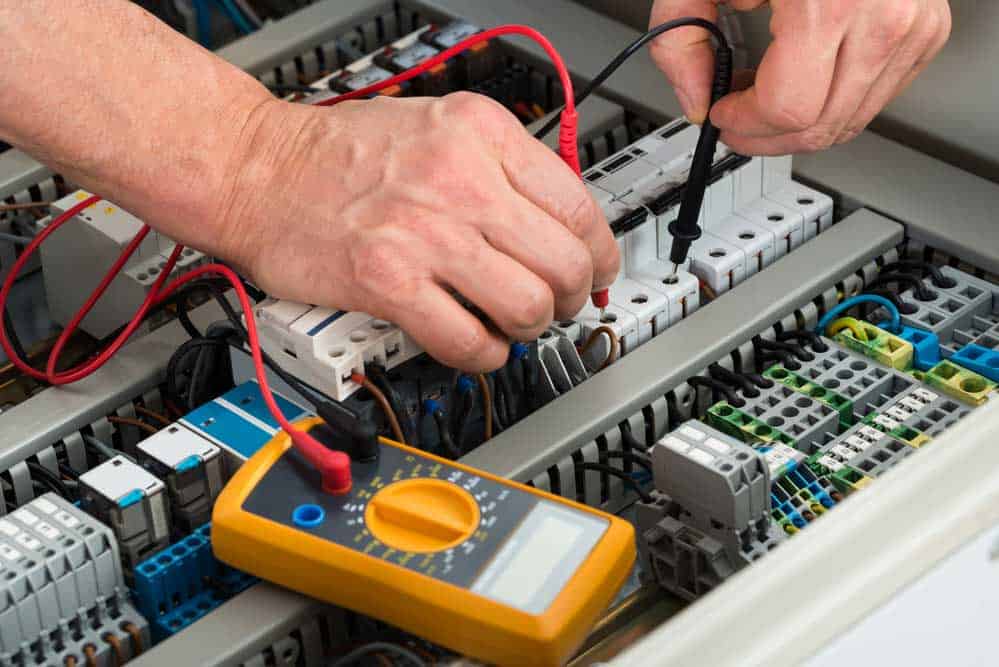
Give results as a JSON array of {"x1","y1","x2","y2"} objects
[
  {"x1": 103, "y1": 633, "x2": 125, "y2": 666},
  {"x1": 351, "y1": 373, "x2": 406, "y2": 444},
  {"x1": 106, "y1": 415, "x2": 158, "y2": 436},
  {"x1": 133, "y1": 405, "x2": 171, "y2": 427},
  {"x1": 123, "y1": 622, "x2": 144, "y2": 655},
  {"x1": 579, "y1": 325, "x2": 619, "y2": 371},
  {"x1": 475, "y1": 374, "x2": 493, "y2": 441},
  {"x1": 83, "y1": 644, "x2": 97, "y2": 667},
  {"x1": 0, "y1": 201, "x2": 51, "y2": 212},
  {"x1": 700, "y1": 281, "x2": 718, "y2": 302}
]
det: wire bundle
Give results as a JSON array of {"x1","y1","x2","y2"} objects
[{"x1": 0, "y1": 19, "x2": 731, "y2": 493}]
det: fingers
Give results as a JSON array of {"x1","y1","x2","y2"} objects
[
  {"x1": 434, "y1": 241, "x2": 556, "y2": 342},
  {"x1": 711, "y1": 0, "x2": 951, "y2": 155},
  {"x1": 498, "y1": 127, "x2": 620, "y2": 294},
  {"x1": 648, "y1": 0, "x2": 768, "y2": 122},
  {"x1": 838, "y1": 0, "x2": 951, "y2": 143},
  {"x1": 382, "y1": 280, "x2": 510, "y2": 372}
]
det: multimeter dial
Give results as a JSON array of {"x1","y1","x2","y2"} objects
[{"x1": 365, "y1": 479, "x2": 479, "y2": 552}]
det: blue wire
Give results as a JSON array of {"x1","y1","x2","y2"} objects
[
  {"x1": 815, "y1": 294, "x2": 901, "y2": 336},
  {"x1": 192, "y1": 0, "x2": 213, "y2": 48},
  {"x1": 217, "y1": 0, "x2": 255, "y2": 35}
]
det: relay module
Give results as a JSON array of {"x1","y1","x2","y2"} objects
[{"x1": 1, "y1": 1, "x2": 997, "y2": 666}]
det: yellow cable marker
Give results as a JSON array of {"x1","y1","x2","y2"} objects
[{"x1": 213, "y1": 417, "x2": 635, "y2": 667}]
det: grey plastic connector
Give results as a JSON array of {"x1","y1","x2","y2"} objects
[
  {"x1": 0, "y1": 493, "x2": 150, "y2": 666},
  {"x1": 890, "y1": 266, "x2": 996, "y2": 348},
  {"x1": 78, "y1": 457, "x2": 171, "y2": 569},
  {"x1": 636, "y1": 422, "x2": 782, "y2": 601}
]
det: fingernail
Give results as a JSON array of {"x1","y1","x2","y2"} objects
[{"x1": 675, "y1": 87, "x2": 706, "y2": 125}]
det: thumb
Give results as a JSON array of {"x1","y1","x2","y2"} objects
[{"x1": 648, "y1": 0, "x2": 721, "y2": 124}]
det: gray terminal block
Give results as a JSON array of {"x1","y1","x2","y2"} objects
[
  {"x1": 736, "y1": 382, "x2": 839, "y2": 449},
  {"x1": 813, "y1": 423, "x2": 915, "y2": 479},
  {"x1": 870, "y1": 384, "x2": 973, "y2": 438},
  {"x1": 947, "y1": 310, "x2": 999, "y2": 355},
  {"x1": 135, "y1": 423, "x2": 225, "y2": 532},
  {"x1": 888, "y1": 265, "x2": 997, "y2": 347},
  {"x1": 0, "y1": 493, "x2": 150, "y2": 666},
  {"x1": 637, "y1": 422, "x2": 783, "y2": 601},
  {"x1": 78, "y1": 456, "x2": 171, "y2": 569}
]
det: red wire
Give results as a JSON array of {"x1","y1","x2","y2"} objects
[
  {"x1": 316, "y1": 24, "x2": 581, "y2": 176},
  {"x1": 0, "y1": 24, "x2": 590, "y2": 493}
]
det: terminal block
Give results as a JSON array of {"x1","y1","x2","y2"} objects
[
  {"x1": 866, "y1": 385, "x2": 971, "y2": 438},
  {"x1": 636, "y1": 422, "x2": 782, "y2": 601},
  {"x1": 536, "y1": 327, "x2": 588, "y2": 403},
  {"x1": 887, "y1": 266, "x2": 997, "y2": 350},
  {"x1": 763, "y1": 366, "x2": 854, "y2": 429},
  {"x1": 132, "y1": 524, "x2": 256, "y2": 641},
  {"x1": 78, "y1": 456, "x2": 171, "y2": 568},
  {"x1": 135, "y1": 424, "x2": 224, "y2": 531},
  {"x1": 706, "y1": 401, "x2": 796, "y2": 448},
  {"x1": 917, "y1": 359, "x2": 996, "y2": 406},
  {"x1": 811, "y1": 423, "x2": 916, "y2": 481},
  {"x1": 0, "y1": 493, "x2": 150, "y2": 666},
  {"x1": 728, "y1": 382, "x2": 840, "y2": 451},
  {"x1": 832, "y1": 322, "x2": 915, "y2": 371},
  {"x1": 182, "y1": 380, "x2": 310, "y2": 471},
  {"x1": 39, "y1": 190, "x2": 202, "y2": 339},
  {"x1": 253, "y1": 299, "x2": 421, "y2": 401},
  {"x1": 951, "y1": 343, "x2": 999, "y2": 382},
  {"x1": 770, "y1": 464, "x2": 840, "y2": 535}
]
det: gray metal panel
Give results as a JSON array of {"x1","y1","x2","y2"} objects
[
  {"x1": 0, "y1": 148, "x2": 50, "y2": 201},
  {"x1": 215, "y1": 0, "x2": 391, "y2": 75},
  {"x1": 411, "y1": 0, "x2": 682, "y2": 123},
  {"x1": 794, "y1": 131, "x2": 999, "y2": 276},
  {"x1": 0, "y1": 298, "x2": 230, "y2": 470},
  {"x1": 611, "y1": 396, "x2": 999, "y2": 667},
  {"x1": 129, "y1": 584, "x2": 325, "y2": 667},
  {"x1": 461, "y1": 209, "x2": 904, "y2": 481}
]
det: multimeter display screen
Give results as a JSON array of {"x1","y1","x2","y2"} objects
[{"x1": 470, "y1": 503, "x2": 608, "y2": 615}]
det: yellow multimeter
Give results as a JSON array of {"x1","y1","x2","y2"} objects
[{"x1": 212, "y1": 417, "x2": 635, "y2": 667}]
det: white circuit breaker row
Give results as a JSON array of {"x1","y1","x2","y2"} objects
[
  {"x1": 555, "y1": 119, "x2": 833, "y2": 365},
  {"x1": 37, "y1": 190, "x2": 207, "y2": 339}
]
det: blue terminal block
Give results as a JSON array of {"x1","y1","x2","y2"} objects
[
  {"x1": 898, "y1": 326, "x2": 942, "y2": 372},
  {"x1": 132, "y1": 523, "x2": 257, "y2": 641},
  {"x1": 181, "y1": 380, "x2": 310, "y2": 464},
  {"x1": 951, "y1": 343, "x2": 999, "y2": 382}
]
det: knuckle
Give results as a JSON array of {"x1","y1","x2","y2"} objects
[
  {"x1": 510, "y1": 284, "x2": 554, "y2": 334},
  {"x1": 764, "y1": 99, "x2": 818, "y2": 133},
  {"x1": 561, "y1": 189, "x2": 599, "y2": 239},
  {"x1": 875, "y1": 1, "x2": 920, "y2": 44},
  {"x1": 798, "y1": 126, "x2": 839, "y2": 153},
  {"x1": 556, "y1": 244, "x2": 594, "y2": 297},
  {"x1": 445, "y1": 91, "x2": 516, "y2": 131},
  {"x1": 449, "y1": 325, "x2": 488, "y2": 365}
]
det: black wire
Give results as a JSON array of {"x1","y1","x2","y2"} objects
[
  {"x1": 575, "y1": 462, "x2": 652, "y2": 503},
  {"x1": 2, "y1": 307, "x2": 31, "y2": 372},
  {"x1": 708, "y1": 363, "x2": 760, "y2": 399},
  {"x1": 687, "y1": 375, "x2": 745, "y2": 408},
  {"x1": 535, "y1": 17, "x2": 730, "y2": 140},
  {"x1": 880, "y1": 260, "x2": 956, "y2": 288},
  {"x1": 495, "y1": 367, "x2": 518, "y2": 423},
  {"x1": 870, "y1": 272, "x2": 937, "y2": 301},
  {"x1": 598, "y1": 450, "x2": 652, "y2": 476},
  {"x1": 865, "y1": 288, "x2": 918, "y2": 316},
  {"x1": 454, "y1": 390, "x2": 475, "y2": 453},
  {"x1": 430, "y1": 409, "x2": 461, "y2": 459},
  {"x1": 776, "y1": 330, "x2": 829, "y2": 353},
  {"x1": 491, "y1": 374, "x2": 510, "y2": 427},
  {"x1": 25, "y1": 462, "x2": 71, "y2": 500}
]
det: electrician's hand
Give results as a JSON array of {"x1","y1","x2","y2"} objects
[
  {"x1": 218, "y1": 93, "x2": 619, "y2": 372},
  {"x1": 649, "y1": 0, "x2": 951, "y2": 155}
]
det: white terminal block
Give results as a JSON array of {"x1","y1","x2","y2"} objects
[
  {"x1": 734, "y1": 197, "x2": 805, "y2": 259},
  {"x1": 40, "y1": 190, "x2": 188, "y2": 339},
  {"x1": 709, "y1": 215, "x2": 777, "y2": 279},
  {"x1": 253, "y1": 298, "x2": 421, "y2": 401},
  {"x1": 573, "y1": 301, "x2": 638, "y2": 369},
  {"x1": 629, "y1": 263, "x2": 700, "y2": 326},
  {"x1": 688, "y1": 233, "x2": 748, "y2": 295},
  {"x1": 607, "y1": 277, "x2": 669, "y2": 345},
  {"x1": 766, "y1": 182, "x2": 834, "y2": 240}
]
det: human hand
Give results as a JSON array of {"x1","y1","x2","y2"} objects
[
  {"x1": 649, "y1": 0, "x2": 951, "y2": 155},
  {"x1": 216, "y1": 92, "x2": 619, "y2": 371}
]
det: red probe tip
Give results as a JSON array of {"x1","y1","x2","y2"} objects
[{"x1": 591, "y1": 289, "x2": 610, "y2": 309}]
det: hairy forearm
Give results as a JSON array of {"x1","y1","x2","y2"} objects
[{"x1": 0, "y1": 0, "x2": 276, "y2": 257}]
